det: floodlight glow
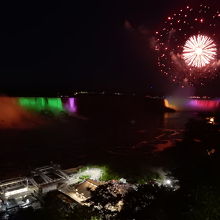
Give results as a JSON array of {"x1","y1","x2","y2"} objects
[{"x1": 165, "y1": 179, "x2": 172, "y2": 185}]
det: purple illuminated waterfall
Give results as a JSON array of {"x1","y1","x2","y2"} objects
[
  {"x1": 187, "y1": 99, "x2": 220, "y2": 111},
  {"x1": 64, "y1": 98, "x2": 77, "y2": 113}
]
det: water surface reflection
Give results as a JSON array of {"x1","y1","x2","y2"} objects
[{"x1": 0, "y1": 96, "x2": 196, "y2": 179}]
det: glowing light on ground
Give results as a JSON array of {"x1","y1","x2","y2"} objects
[
  {"x1": 67, "y1": 168, "x2": 103, "y2": 185},
  {"x1": 79, "y1": 168, "x2": 103, "y2": 180},
  {"x1": 207, "y1": 116, "x2": 215, "y2": 124},
  {"x1": 183, "y1": 34, "x2": 217, "y2": 68},
  {"x1": 164, "y1": 179, "x2": 172, "y2": 185}
]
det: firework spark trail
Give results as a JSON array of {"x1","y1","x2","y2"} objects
[{"x1": 183, "y1": 35, "x2": 217, "y2": 68}]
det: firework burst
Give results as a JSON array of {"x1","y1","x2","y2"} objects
[
  {"x1": 155, "y1": 4, "x2": 220, "y2": 86},
  {"x1": 183, "y1": 34, "x2": 217, "y2": 68}
]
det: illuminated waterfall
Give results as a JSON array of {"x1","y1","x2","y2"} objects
[
  {"x1": 19, "y1": 97, "x2": 77, "y2": 114},
  {"x1": 19, "y1": 97, "x2": 64, "y2": 114},
  {"x1": 64, "y1": 98, "x2": 77, "y2": 113}
]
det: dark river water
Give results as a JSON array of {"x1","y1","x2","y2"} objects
[{"x1": 0, "y1": 96, "x2": 203, "y2": 179}]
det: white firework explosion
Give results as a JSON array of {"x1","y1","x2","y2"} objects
[{"x1": 183, "y1": 34, "x2": 217, "y2": 68}]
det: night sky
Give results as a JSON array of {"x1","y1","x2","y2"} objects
[{"x1": 0, "y1": 0, "x2": 219, "y2": 96}]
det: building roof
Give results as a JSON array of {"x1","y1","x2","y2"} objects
[
  {"x1": 75, "y1": 179, "x2": 101, "y2": 199},
  {"x1": 63, "y1": 166, "x2": 82, "y2": 175}
]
